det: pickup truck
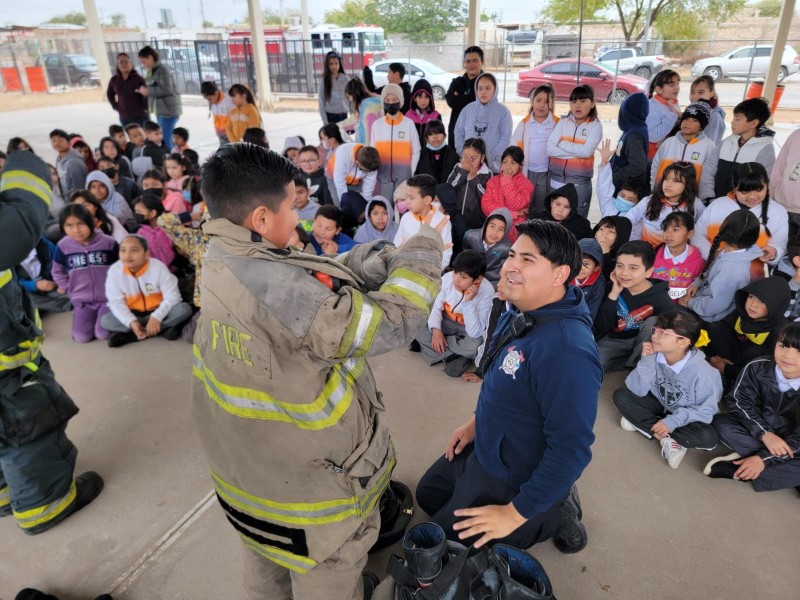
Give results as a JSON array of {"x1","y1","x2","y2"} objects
[{"x1": 595, "y1": 47, "x2": 664, "y2": 80}]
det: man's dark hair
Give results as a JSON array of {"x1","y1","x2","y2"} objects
[
  {"x1": 406, "y1": 174, "x2": 437, "y2": 201},
  {"x1": 293, "y1": 175, "x2": 309, "y2": 189},
  {"x1": 453, "y1": 249, "x2": 487, "y2": 280},
  {"x1": 243, "y1": 127, "x2": 269, "y2": 148},
  {"x1": 733, "y1": 98, "x2": 771, "y2": 128},
  {"x1": 108, "y1": 124, "x2": 124, "y2": 136},
  {"x1": 173, "y1": 127, "x2": 189, "y2": 142},
  {"x1": 201, "y1": 143, "x2": 298, "y2": 224},
  {"x1": 515, "y1": 219, "x2": 582, "y2": 282},
  {"x1": 124, "y1": 123, "x2": 143, "y2": 134},
  {"x1": 200, "y1": 81, "x2": 219, "y2": 96},
  {"x1": 464, "y1": 46, "x2": 484, "y2": 61},
  {"x1": 616, "y1": 240, "x2": 656, "y2": 270},
  {"x1": 143, "y1": 121, "x2": 161, "y2": 133},
  {"x1": 389, "y1": 62, "x2": 406, "y2": 79},
  {"x1": 49, "y1": 129, "x2": 69, "y2": 141},
  {"x1": 314, "y1": 204, "x2": 343, "y2": 228},
  {"x1": 355, "y1": 146, "x2": 380, "y2": 172}
]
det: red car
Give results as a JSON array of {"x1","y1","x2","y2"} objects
[{"x1": 517, "y1": 59, "x2": 649, "y2": 104}]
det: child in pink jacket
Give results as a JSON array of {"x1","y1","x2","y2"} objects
[
  {"x1": 480, "y1": 146, "x2": 533, "y2": 242},
  {"x1": 133, "y1": 190, "x2": 175, "y2": 268}
]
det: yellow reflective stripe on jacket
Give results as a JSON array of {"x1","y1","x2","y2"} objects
[
  {"x1": 379, "y1": 268, "x2": 437, "y2": 312},
  {"x1": 0, "y1": 338, "x2": 44, "y2": 371},
  {"x1": 241, "y1": 535, "x2": 318, "y2": 573},
  {"x1": 0, "y1": 170, "x2": 51, "y2": 206},
  {"x1": 0, "y1": 269, "x2": 11, "y2": 289},
  {"x1": 0, "y1": 486, "x2": 10, "y2": 508},
  {"x1": 193, "y1": 346, "x2": 363, "y2": 429},
  {"x1": 337, "y1": 292, "x2": 384, "y2": 358},
  {"x1": 14, "y1": 480, "x2": 77, "y2": 529}
]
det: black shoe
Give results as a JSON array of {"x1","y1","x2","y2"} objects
[
  {"x1": 162, "y1": 326, "x2": 181, "y2": 341},
  {"x1": 107, "y1": 331, "x2": 139, "y2": 348},
  {"x1": 0, "y1": 504, "x2": 11, "y2": 517},
  {"x1": 24, "y1": 472, "x2": 104, "y2": 536},
  {"x1": 94, "y1": 596, "x2": 113, "y2": 600},
  {"x1": 564, "y1": 484, "x2": 583, "y2": 521},
  {"x1": 362, "y1": 571, "x2": 379, "y2": 600},
  {"x1": 443, "y1": 355, "x2": 472, "y2": 378},
  {"x1": 552, "y1": 493, "x2": 588, "y2": 554},
  {"x1": 15, "y1": 590, "x2": 59, "y2": 600},
  {"x1": 706, "y1": 461, "x2": 739, "y2": 480},
  {"x1": 408, "y1": 340, "x2": 421, "y2": 352}
]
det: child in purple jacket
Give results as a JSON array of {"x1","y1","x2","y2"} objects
[{"x1": 52, "y1": 204, "x2": 119, "y2": 342}]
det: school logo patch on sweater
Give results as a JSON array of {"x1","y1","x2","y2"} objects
[{"x1": 500, "y1": 346, "x2": 525, "y2": 379}]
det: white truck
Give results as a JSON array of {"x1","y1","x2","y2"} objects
[{"x1": 595, "y1": 46, "x2": 664, "y2": 80}]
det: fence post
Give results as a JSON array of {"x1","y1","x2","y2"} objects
[
  {"x1": 743, "y1": 39, "x2": 760, "y2": 102},
  {"x1": 503, "y1": 43, "x2": 508, "y2": 103},
  {"x1": 611, "y1": 49, "x2": 621, "y2": 102}
]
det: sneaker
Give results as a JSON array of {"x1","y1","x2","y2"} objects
[
  {"x1": 161, "y1": 326, "x2": 181, "y2": 341},
  {"x1": 443, "y1": 355, "x2": 472, "y2": 378},
  {"x1": 703, "y1": 452, "x2": 742, "y2": 477},
  {"x1": 660, "y1": 436, "x2": 687, "y2": 469},
  {"x1": 408, "y1": 340, "x2": 421, "y2": 353},
  {"x1": 107, "y1": 331, "x2": 139, "y2": 348},
  {"x1": 24, "y1": 472, "x2": 104, "y2": 536},
  {"x1": 362, "y1": 571, "x2": 379, "y2": 600},
  {"x1": 620, "y1": 416, "x2": 638, "y2": 432},
  {"x1": 0, "y1": 504, "x2": 11, "y2": 517}
]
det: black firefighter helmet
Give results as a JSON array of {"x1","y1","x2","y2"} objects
[{"x1": 369, "y1": 480, "x2": 414, "y2": 553}]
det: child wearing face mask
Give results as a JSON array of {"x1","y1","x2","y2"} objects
[
  {"x1": 96, "y1": 155, "x2": 141, "y2": 207},
  {"x1": 133, "y1": 190, "x2": 175, "y2": 268},
  {"x1": 415, "y1": 120, "x2": 459, "y2": 184},
  {"x1": 596, "y1": 138, "x2": 647, "y2": 217}
]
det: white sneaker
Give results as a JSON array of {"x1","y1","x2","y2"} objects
[
  {"x1": 620, "y1": 417, "x2": 638, "y2": 432},
  {"x1": 660, "y1": 436, "x2": 688, "y2": 469}
]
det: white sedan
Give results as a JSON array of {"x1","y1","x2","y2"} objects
[{"x1": 367, "y1": 59, "x2": 455, "y2": 100}]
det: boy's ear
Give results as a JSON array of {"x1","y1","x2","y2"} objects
[
  {"x1": 792, "y1": 255, "x2": 800, "y2": 269},
  {"x1": 645, "y1": 266, "x2": 655, "y2": 278}
]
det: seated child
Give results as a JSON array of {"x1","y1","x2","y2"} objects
[
  {"x1": 52, "y1": 204, "x2": 118, "y2": 343},
  {"x1": 101, "y1": 235, "x2": 193, "y2": 347},
  {"x1": 297, "y1": 145, "x2": 332, "y2": 206},
  {"x1": 682, "y1": 210, "x2": 762, "y2": 322},
  {"x1": 480, "y1": 146, "x2": 534, "y2": 242},
  {"x1": 172, "y1": 127, "x2": 190, "y2": 153},
  {"x1": 593, "y1": 241, "x2": 675, "y2": 372},
  {"x1": 243, "y1": 127, "x2": 269, "y2": 148},
  {"x1": 464, "y1": 277, "x2": 509, "y2": 383},
  {"x1": 133, "y1": 190, "x2": 175, "y2": 268},
  {"x1": 705, "y1": 277, "x2": 790, "y2": 383},
  {"x1": 415, "y1": 120, "x2": 459, "y2": 184},
  {"x1": 651, "y1": 211, "x2": 705, "y2": 302},
  {"x1": 690, "y1": 75, "x2": 725, "y2": 146},
  {"x1": 534, "y1": 184, "x2": 593, "y2": 241},
  {"x1": 782, "y1": 236, "x2": 800, "y2": 320},
  {"x1": 288, "y1": 224, "x2": 311, "y2": 252},
  {"x1": 706, "y1": 322, "x2": 800, "y2": 491},
  {"x1": 124, "y1": 123, "x2": 146, "y2": 160},
  {"x1": 86, "y1": 170, "x2": 134, "y2": 228},
  {"x1": 594, "y1": 216, "x2": 633, "y2": 280},
  {"x1": 282, "y1": 136, "x2": 305, "y2": 166},
  {"x1": 16, "y1": 237, "x2": 72, "y2": 313},
  {"x1": 613, "y1": 310, "x2": 721, "y2": 469},
  {"x1": 309, "y1": 205, "x2": 357, "y2": 255},
  {"x1": 571, "y1": 238, "x2": 606, "y2": 322},
  {"x1": 354, "y1": 197, "x2": 398, "y2": 244},
  {"x1": 142, "y1": 121, "x2": 167, "y2": 168},
  {"x1": 597, "y1": 138, "x2": 647, "y2": 217},
  {"x1": 70, "y1": 190, "x2": 127, "y2": 242},
  {"x1": 163, "y1": 153, "x2": 193, "y2": 215},
  {"x1": 463, "y1": 208, "x2": 512, "y2": 288},
  {"x1": 326, "y1": 142, "x2": 380, "y2": 219},
  {"x1": 394, "y1": 174, "x2": 452, "y2": 269},
  {"x1": 415, "y1": 250, "x2": 495, "y2": 377},
  {"x1": 96, "y1": 155, "x2": 139, "y2": 207},
  {"x1": 293, "y1": 176, "x2": 322, "y2": 222}
]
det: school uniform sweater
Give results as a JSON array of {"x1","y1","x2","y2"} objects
[
  {"x1": 428, "y1": 271, "x2": 495, "y2": 339},
  {"x1": 594, "y1": 279, "x2": 674, "y2": 340},
  {"x1": 651, "y1": 244, "x2": 706, "y2": 302},
  {"x1": 226, "y1": 104, "x2": 261, "y2": 143},
  {"x1": 692, "y1": 195, "x2": 789, "y2": 264},
  {"x1": 480, "y1": 171, "x2": 533, "y2": 242},
  {"x1": 105, "y1": 258, "x2": 182, "y2": 325},
  {"x1": 394, "y1": 209, "x2": 452, "y2": 269},
  {"x1": 512, "y1": 112, "x2": 558, "y2": 177},
  {"x1": 52, "y1": 232, "x2": 118, "y2": 304},
  {"x1": 370, "y1": 113, "x2": 420, "y2": 186},
  {"x1": 209, "y1": 93, "x2": 234, "y2": 137},
  {"x1": 705, "y1": 104, "x2": 727, "y2": 147},
  {"x1": 688, "y1": 247, "x2": 764, "y2": 322},
  {"x1": 714, "y1": 130, "x2": 777, "y2": 198},
  {"x1": 547, "y1": 115, "x2": 603, "y2": 187},
  {"x1": 327, "y1": 143, "x2": 378, "y2": 201},
  {"x1": 651, "y1": 132, "x2": 719, "y2": 201},
  {"x1": 625, "y1": 349, "x2": 722, "y2": 432},
  {"x1": 646, "y1": 94, "x2": 680, "y2": 157},
  {"x1": 624, "y1": 196, "x2": 705, "y2": 247},
  {"x1": 770, "y1": 128, "x2": 800, "y2": 214}
]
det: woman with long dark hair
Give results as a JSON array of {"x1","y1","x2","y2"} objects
[{"x1": 318, "y1": 51, "x2": 351, "y2": 126}]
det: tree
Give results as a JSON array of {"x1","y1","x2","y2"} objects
[
  {"x1": 541, "y1": 0, "x2": 745, "y2": 42},
  {"x1": 376, "y1": 0, "x2": 467, "y2": 43},
  {"x1": 202, "y1": 20, "x2": 215, "y2": 28},
  {"x1": 754, "y1": 0, "x2": 782, "y2": 17},
  {"x1": 325, "y1": 0, "x2": 381, "y2": 26},
  {"x1": 241, "y1": 8, "x2": 301, "y2": 25},
  {"x1": 46, "y1": 11, "x2": 87, "y2": 26},
  {"x1": 481, "y1": 10, "x2": 501, "y2": 22},
  {"x1": 108, "y1": 14, "x2": 127, "y2": 28}
]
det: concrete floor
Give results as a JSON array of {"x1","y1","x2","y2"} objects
[{"x1": 0, "y1": 104, "x2": 799, "y2": 599}]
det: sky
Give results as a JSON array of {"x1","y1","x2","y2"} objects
[{"x1": 2, "y1": 0, "x2": 547, "y2": 29}]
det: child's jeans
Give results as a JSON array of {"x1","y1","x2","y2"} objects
[
  {"x1": 416, "y1": 319, "x2": 483, "y2": 366},
  {"x1": 100, "y1": 303, "x2": 193, "y2": 333},
  {"x1": 596, "y1": 316, "x2": 657, "y2": 372},
  {"x1": 72, "y1": 301, "x2": 110, "y2": 343},
  {"x1": 612, "y1": 387, "x2": 718, "y2": 449}
]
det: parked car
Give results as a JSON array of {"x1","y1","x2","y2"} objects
[
  {"x1": 595, "y1": 46, "x2": 664, "y2": 80},
  {"x1": 517, "y1": 59, "x2": 648, "y2": 104},
  {"x1": 691, "y1": 44, "x2": 800, "y2": 82},
  {"x1": 367, "y1": 59, "x2": 453, "y2": 100},
  {"x1": 37, "y1": 54, "x2": 100, "y2": 87}
]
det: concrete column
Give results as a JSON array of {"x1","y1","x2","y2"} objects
[
  {"x1": 762, "y1": 0, "x2": 796, "y2": 107},
  {"x1": 467, "y1": 0, "x2": 481, "y2": 47},
  {"x1": 301, "y1": 0, "x2": 314, "y2": 95},
  {"x1": 247, "y1": 0, "x2": 274, "y2": 111},
  {"x1": 83, "y1": 0, "x2": 113, "y2": 90}
]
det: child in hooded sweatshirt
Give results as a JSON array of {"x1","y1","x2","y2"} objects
[
  {"x1": 690, "y1": 76, "x2": 726, "y2": 147},
  {"x1": 572, "y1": 238, "x2": 606, "y2": 322},
  {"x1": 512, "y1": 83, "x2": 557, "y2": 213},
  {"x1": 534, "y1": 184, "x2": 593, "y2": 241},
  {"x1": 651, "y1": 211, "x2": 705, "y2": 302},
  {"x1": 16, "y1": 238, "x2": 73, "y2": 314},
  {"x1": 594, "y1": 215, "x2": 633, "y2": 280},
  {"x1": 86, "y1": 170, "x2": 134, "y2": 228},
  {"x1": 454, "y1": 73, "x2": 513, "y2": 174},
  {"x1": 706, "y1": 322, "x2": 800, "y2": 491},
  {"x1": 415, "y1": 249, "x2": 495, "y2": 377},
  {"x1": 133, "y1": 190, "x2": 175, "y2": 268},
  {"x1": 597, "y1": 138, "x2": 648, "y2": 218},
  {"x1": 613, "y1": 310, "x2": 721, "y2": 469},
  {"x1": 354, "y1": 196, "x2": 399, "y2": 244},
  {"x1": 480, "y1": 146, "x2": 533, "y2": 242},
  {"x1": 406, "y1": 79, "x2": 441, "y2": 141},
  {"x1": 682, "y1": 210, "x2": 763, "y2": 322},
  {"x1": 415, "y1": 120, "x2": 460, "y2": 185},
  {"x1": 297, "y1": 145, "x2": 332, "y2": 207},
  {"x1": 163, "y1": 153, "x2": 193, "y2": 215},
  {"x1": 705, "y1": 277, "x2": 791, "y2": 383},
  {"x1": 611, "y1": 91, "x2": 649, "y2": 194},
  {"x1": 463, "y1": 208, "x2": 512, "y2": 287},
  {"x1": 715, "y1": 98, "x2": 776, "y2": 198},
  {"x1": 371, "y1": 84, "x2": 421, "y2": 200},
  {"x1": 646, "y1": 70, "x2": 682, "y2": 160},
  {"x1": 547, "y1": 84, "x2": 603, "y2": 218},
  {"x1": 651, "y1": 100, "x2": 719, "y2": 202},
  {"x1": 52, "y1": 204, "x2": 118, "y2": 343}
]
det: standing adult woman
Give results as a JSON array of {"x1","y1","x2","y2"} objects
[
  {"x1": 318, "y1": 51, "x2": 351, "y2": 126},
  {"x1": 137, "y1": 46, "x2": 182, "y2": 150},
  {"x1": 106, "y1": 53, "x2": 148, "y2": 127}
]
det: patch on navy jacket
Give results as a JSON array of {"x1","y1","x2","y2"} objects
[{"x1": 500, "y1": 346, "x2": 525, "y2": 379}]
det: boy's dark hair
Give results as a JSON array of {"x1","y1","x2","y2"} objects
[
  {"x1": 243, "y1": 127, "x2": 269, "y2": 148},
  {"x1": 319, "y1": 123, "x2": 345, "y2": 145},
  {"x1": 648, "y1": 69, "x2": 680, "y2": 99},
  {"x1": 389, "y1": 62, "x2": 406, "y2": 79},
  {"x1": 59, "y1": 203, "x2": 95, "y2": 233},
  {"x1": 660, "y1": 210, "x2": 695, "y2": 232},
  {"x1": 355, "y1": 146, "x2": 381, "y2": 172},
  {"x1": 314, "y1": 204, "x2": 343, "y2": 228},
  {"x1": 142, "y1": 169, "x2": 165, "y2": 183},
  {"x1": 122, "y1": 234, "x2": 150, "y2": 252},
  {"x1": 201, "y1": 144, "x2": 298, "y2": 224},
  {"x1": 293, "y1": 175, "x2": 309, "y2": 189},
  {"x1": 787, "y1": 233, "x2": 800, "y2": 262},
  {"x1": 173, "y1": 127, "x2": 189, "y2": 142},
  {"x1": 700, "y1": 210, "x2": 760, "y2": 277},
  {"x1": 515, "y1": 219, "x2": 582, "y2": 283},
  {"x1": 569, "y1": 85, "x2": 598, "y2": 120},
  {"x1": 96, "y1": 155, "x2": 116, "y2": 169},
  {"x1": 733, "y1": 98, "x2": 771, "y2": 128},
  {"x1": 298, "y1": 145, "x2": 320, "y2": 157},
  {"x1": 620, "y1": 177, "x2": 648, "y2": 200},
  {"x1": 49, "y1": 129, "x2": 69, "y2": 141},
  {"x1": 143, "y1": 121, "x2": 161, "y2": 133},
  {"x1": 616, "y1": 240, "x2": 656, "y2": 270},
  {"x1": 777, "y1": 322, "x2": 800, "y2": 351},
  {"x1": 654, "y1": 310, "x2": 702, "y2": 346},
  {"x1": 133, "y1": 189, "x2": 166, "y2": 216},
  {"x1": 137, "y1": 45, "x2": 160, "y2": 61},
  {"x1": 406, "y1": 174, "x2": 437, "y2": 201},
  {"x1": 464, "y1": 46, "x2": 484, "y2": 61},
  {"x1": 109, "y1": 124, "x2": 124, "y2": 136},
  {"x1": 452, "y1": 249, "x2": 487, "y2": 279},
  {"x1": 485, "y1": 214, "x2": 507, "y2": 232},
  {"x1": 200, "y1": 81, "x2": 219, "y2": 96},
  {"x1": 501, "y1": 145, "x2": 524, "y2": 165},
  {"x1": 732, "y1": 162, "x2": 771, "y2": 236},
  {"x1": 124, "y1": 123, "x2": 143, "y2": 134},
  {"x1": 423, "y1": 119, "x2": 446, "y2": 139}
]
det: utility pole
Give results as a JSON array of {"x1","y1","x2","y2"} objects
[
  {"x1": 141, "y1": 0, "x2": 149, "y2": 29},
  {"x1": 83, "y1": 0, "x2": 113, "y2": 90}
]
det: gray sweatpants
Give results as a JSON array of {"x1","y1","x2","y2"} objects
[
  {"x1": 596, "y1": 316, "x2": 657, "y2": 373},
  {"x1": 416, "y1": 318, "x2": 483, "y2": 366}
]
